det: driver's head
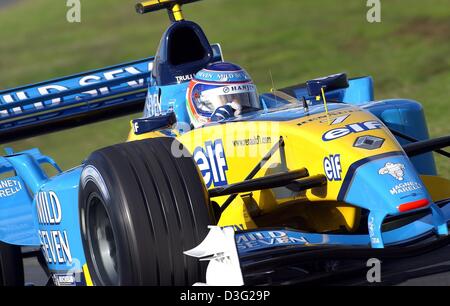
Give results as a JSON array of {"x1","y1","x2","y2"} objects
[{"x1": 187, "y1": 62, "x2": 260, "y2": 127}]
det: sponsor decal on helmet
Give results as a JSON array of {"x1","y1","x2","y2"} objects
[
  {"x1": 196, "y1": 71, "x2": 250, "y2": 82},
  {"x1": 201, "y1": 83, "x2": 256, "y2": 97}
]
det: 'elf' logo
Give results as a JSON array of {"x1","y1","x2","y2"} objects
[
  {"x1": 193, "y1": 139, "x2": 228, "y2": 188},
  {"x1": 323, "y1": 154, "x2": 342, "y2": 181}
]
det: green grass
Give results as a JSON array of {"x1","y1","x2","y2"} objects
[{"x1": 1, "y1": 0, "x2": 449, "y2": 176}]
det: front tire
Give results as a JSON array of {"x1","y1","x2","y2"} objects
[{"x1": 79, "y1": 138, "x2": 213, "y2": 286}]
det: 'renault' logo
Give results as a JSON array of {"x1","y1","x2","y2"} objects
[{"x1": 378, "y1": 162, "x2": 405, "y2": 181}]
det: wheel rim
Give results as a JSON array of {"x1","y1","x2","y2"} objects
[{"x1": 87, "y1": 193, "x2": 119, "y2": 285}]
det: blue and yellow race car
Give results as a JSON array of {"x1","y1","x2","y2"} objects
[{"x1": 0, "y1": 0, "x2": 449, "y2": 286}]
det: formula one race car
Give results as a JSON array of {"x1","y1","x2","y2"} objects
[{"x1": 0, "y1": 0, "x2": 450, "y2": 286}]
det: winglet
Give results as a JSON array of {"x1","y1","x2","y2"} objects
[{"x1": 184, "y1": 226, "x2": 244, "y2": 286}]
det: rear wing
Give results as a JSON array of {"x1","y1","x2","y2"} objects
[
  {"x1": 0, "y1": 44, "x2": 222, "y2": 144},
  {"x1": 0, "y1": 57, "x2": 151, "y2": 143}
]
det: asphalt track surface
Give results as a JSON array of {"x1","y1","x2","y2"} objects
[{"x1": 24, "y1": 244, "x2": 450, "y2": 286}]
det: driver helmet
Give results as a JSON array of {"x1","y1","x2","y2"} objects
[{"x1": 186, "y1": 62, "x2": 260, "y2": 127}]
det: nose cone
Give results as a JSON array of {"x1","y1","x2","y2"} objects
[{"x1": 343, "y1": 153, "x2": 430, "y2": 215}]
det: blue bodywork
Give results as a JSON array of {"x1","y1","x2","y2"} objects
[
  {"x1": 236, "y1": 199, "x2": 450, "y2": 254},
  {"x1": 0, "y1": 19, "x2": 447, "y2": 282}
]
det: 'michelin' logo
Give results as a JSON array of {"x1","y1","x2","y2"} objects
[{"x1": 378, "y1": 162, "x2": 405, "y2": 181}]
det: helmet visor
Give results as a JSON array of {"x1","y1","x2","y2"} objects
[{"x1": 192, "y1": 83, "x2": 260, "y2": 116}]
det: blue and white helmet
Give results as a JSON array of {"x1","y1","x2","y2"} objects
[{"x1": 187, "y1": 62, "x2": 260, "y2": 127}]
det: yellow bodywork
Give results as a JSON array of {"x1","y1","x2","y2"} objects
[{"x1": 128, "y1": 105, "x2": 450, "y2": 233}]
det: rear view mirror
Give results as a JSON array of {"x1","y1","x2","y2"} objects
[
  {"x1": 306, "y1": 73, "x2": 349, "y2": 97},
  {"x1": 132, "y1": 112, "x2": 177, "y2": 135}
]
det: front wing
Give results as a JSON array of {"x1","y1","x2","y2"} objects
[{"x1": 186, "y1": 198, "x2": 450, "y2": 285}]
